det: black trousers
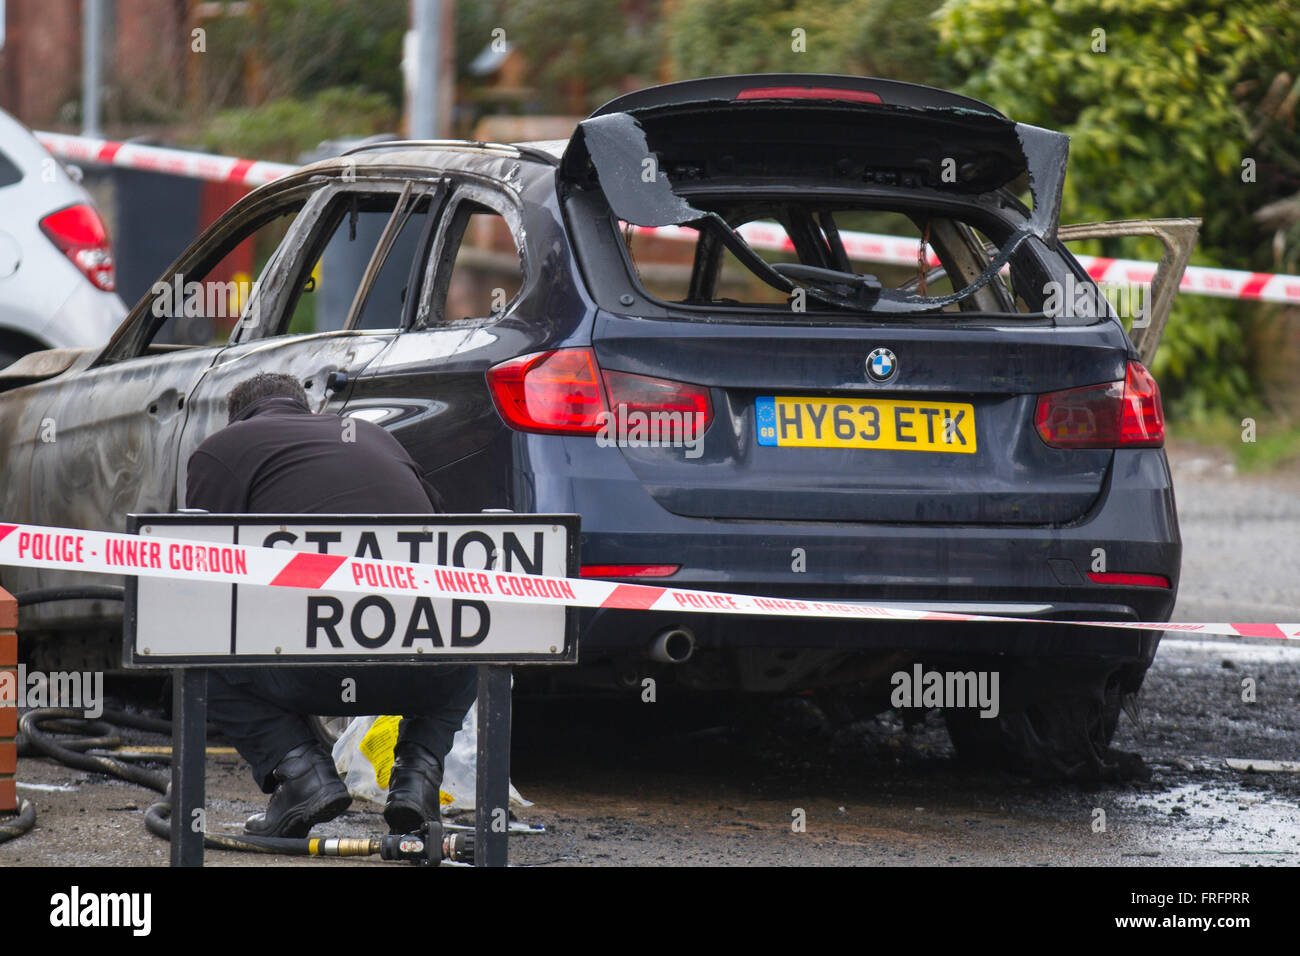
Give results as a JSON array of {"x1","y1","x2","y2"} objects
[{"x1": 207, "y1": 665, "x2": 478, "y2": 793}]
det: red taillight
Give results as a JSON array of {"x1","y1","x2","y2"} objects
[
  {"x1": 40, "y1": 203, "x2": 116, "y2": 291},
  {"x1": 735, "y1": 86, "x2": 882, "y2": 104},
  {"x1": 580, "y1": 564, "x2": 680, "y2": 578},
  {"x1": 602, "y1": 369, "x2": 712, "y2": 442},
  {"x1": 487, "y1": 349, "x2": 606, "y2": 434},
  {"x1": 1118, "y1": 361, "x2": 1164, "y2": 445},
  {"x1": 487, "y1": 348, "x2": 713, "y2": 439},
  {"x1": 1087, "y1": 571, "x2": 1171, "y2": 588},
  {"x1": 1034, "y1": 361, "x2": 1164, "y2": 449}
]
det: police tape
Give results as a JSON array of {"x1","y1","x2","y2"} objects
[
  {"x1": 34, "y1": 130, "x2": 1300, "y2": 306},
  {"x1": 35, "y1": 131, "x2": 295, "y2": 188},
  {"x1": 1, "y1": 520, "x2": 1297, "y2": 641}
]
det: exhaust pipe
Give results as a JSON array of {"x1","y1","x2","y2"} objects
[{"x1": 648, "y1": 627, "x2": 695, "y2": 664}]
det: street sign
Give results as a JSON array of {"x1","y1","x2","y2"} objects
[
  {"x1": 120, "y1": 512, "x2": 579, "y2": 867},
  {"x1": 124, "y1": 513, "x2": 579, "y2": 667}
]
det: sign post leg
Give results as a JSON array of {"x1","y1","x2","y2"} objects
[
  {"x1": 170, "y1": 668, "x2": 207, "y2": 867},
  {"x1": 474, "y1": 665, "x2": 512, "y2": 867}
]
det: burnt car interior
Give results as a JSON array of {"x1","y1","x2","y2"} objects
[
  {"x1": 98, "y1": 192, "x2": 312, "y2": 363},
  {"x1": 420, "y1": 198, "x2": 526, "y2": 327},
  {"x1": 275, "y1": 186, "x2": 436, "y2": 336},
  {"x1": 618, "y1": 197, "x2": 1054, "y2": 315}
]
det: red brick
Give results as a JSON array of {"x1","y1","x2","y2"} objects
[
  {"x1": 0, "y1": 743, "x2": 14, "y2": 774},
  {"x1": 0, "y1": 592, "x2": 15, "y2": 631},
  {"x1": 0, "y1": 666, "x2": 14, "y2": 704},
  {"x1": 0, "y1": 706, "x2": 14, "y2": 737},
  {"x1": 0, "y1": 776, "x2": 14, "y2": 812}
]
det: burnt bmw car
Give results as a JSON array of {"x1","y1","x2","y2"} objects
[{"x1": 0, "y1": 75, "x2": 1194, "y2": 779}]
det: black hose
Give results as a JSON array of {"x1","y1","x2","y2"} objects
[
  {"x1": 17, "y1": 708, "x2": 320, "y2": 855},
  {"x1": 100, "y1": 707, "x2": 173, "y2": 735},
  {"x1": 0, "y1": 799, "x2": 36, "y2": 844},
  {"x1": 142, "y1": 793, "x2": 316, "y2": 854},
  {"x1": 6, "y1": 588, "x2": 323, "y2": 855},
  {"x1": 3, "y1": 580, "x2": 123, "y2": 846},
  {"x1": 14, "y1": 586, "x2": 125, "y2": 607},
  {"x1": 18, "y1": 707, "x2": 204, "y2": 757},
  {"x1": 12, "y1": 709, "x2": 474, "y2": 862},
  {"x1": 20, "y1": 709, "x2": 168, "y2": 791}
]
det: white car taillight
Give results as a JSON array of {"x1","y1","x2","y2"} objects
[{"x1": 40, "y1": 203, "x2": 116, "y2": 292}]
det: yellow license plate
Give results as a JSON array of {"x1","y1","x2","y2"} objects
[{"x1": 755, "y1": 396, "x2": 977, "y2": 453}]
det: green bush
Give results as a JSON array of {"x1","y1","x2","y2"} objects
[
  {"x1": 1150, "y1": 296, "x2": 1254, "y2": 420},
  {"x1": 936, "y1": 0, "x2": 1300, "y2": 416},
  {"x1": 197, "y1": 88, "x2": 399, "y2": 164},
  {"x1": 667, "y1": 0, "x2": 953, "y2": 85}
]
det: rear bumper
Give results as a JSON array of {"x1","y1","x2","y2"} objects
[
  {"x1": 521, "y1": 439, "x2": 1180, "y2": 662},
  {"x1": 576, "y1": 609, "x2": 1165, "y2": 670}
]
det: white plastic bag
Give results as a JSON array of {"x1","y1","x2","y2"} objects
[{"x1": 332, "y1": 702, "x2": 531, "y2": 814}]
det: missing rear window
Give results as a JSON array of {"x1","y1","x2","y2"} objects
[{"x1": 617, "y1": 198, "x2": 1045, "y2": 316}]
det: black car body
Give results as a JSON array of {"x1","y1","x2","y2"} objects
[{"x1": 0, "y1": 75, "x2": 1190, "y2": 777}]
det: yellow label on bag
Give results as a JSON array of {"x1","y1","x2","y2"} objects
[
  {"x1": 360, "y1": 715, "x2": 402, "y2": 789},
  {"x1": 359, "y1": 715, "x2": 454, "y2": 804}
]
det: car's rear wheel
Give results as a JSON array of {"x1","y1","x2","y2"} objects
[
  {"x1": 943, "y1": 659, "x2": 1147, "y2": 782},
  {"x1": 309, "y1": 714, "x2": 352, "y2": 750}
]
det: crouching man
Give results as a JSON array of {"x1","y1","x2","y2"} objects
[{"x1": 186, "y1": 372, "x2": 476, "y2": 837}]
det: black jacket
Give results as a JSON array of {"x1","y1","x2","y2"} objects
[{"x1": 185, "y1": 396, "x2": 443, "y2": 515}]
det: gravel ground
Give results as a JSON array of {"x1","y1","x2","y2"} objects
[{"x1": 2, "y1": 443, "x2": 1297, "y2": 867}]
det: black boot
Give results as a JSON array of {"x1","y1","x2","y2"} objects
[
  {"x1": 384, "y1": 742, "x2": 444, "y2": 835},
  {"x1": 245, "y1": 741, "x2": 351, "y2": 838}
]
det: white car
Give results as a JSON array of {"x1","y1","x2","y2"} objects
[{"x1": 0, "y1": 108, "x2": 126, "y2": 368}]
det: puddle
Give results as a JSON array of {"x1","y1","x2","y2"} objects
[{"x1": 1117, "y1": 781, "x2": 1300, "y2": 863}]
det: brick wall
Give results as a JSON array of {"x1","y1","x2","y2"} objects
[
  {"x1": 113, "y1": 0, "x2": 188, "y2": 120},
  {"x1": 0, "y1": 586, "x2": 16, "y2": 812},
  {"x1": 0, "y1": 0, "x2": 81, "y2": 125},
  {"x1": 0, "y1": 0, "x2": 189, "y2": 127}
]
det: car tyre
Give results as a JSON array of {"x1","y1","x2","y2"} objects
[
  {"x1": 943, "y1": 660, "x2": 1148, "y2": 783},
  {"x1": 308, "y1": 714, "x2": 352, "y2": 750}
]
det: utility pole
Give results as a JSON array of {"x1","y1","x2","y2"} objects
[
  {"x1": 82, "y1": 0, "x2": 104, "y2": 136},
  {"x1": 406, "y1": 0, "x2": 454, "y2": 139},
  {"x1": 408, "y1": 0, "x2": 440, "y2": 140}
]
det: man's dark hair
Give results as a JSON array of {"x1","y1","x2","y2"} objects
[{"x1": 227, "y1": 372, "x2": 309, "y2": 422}]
